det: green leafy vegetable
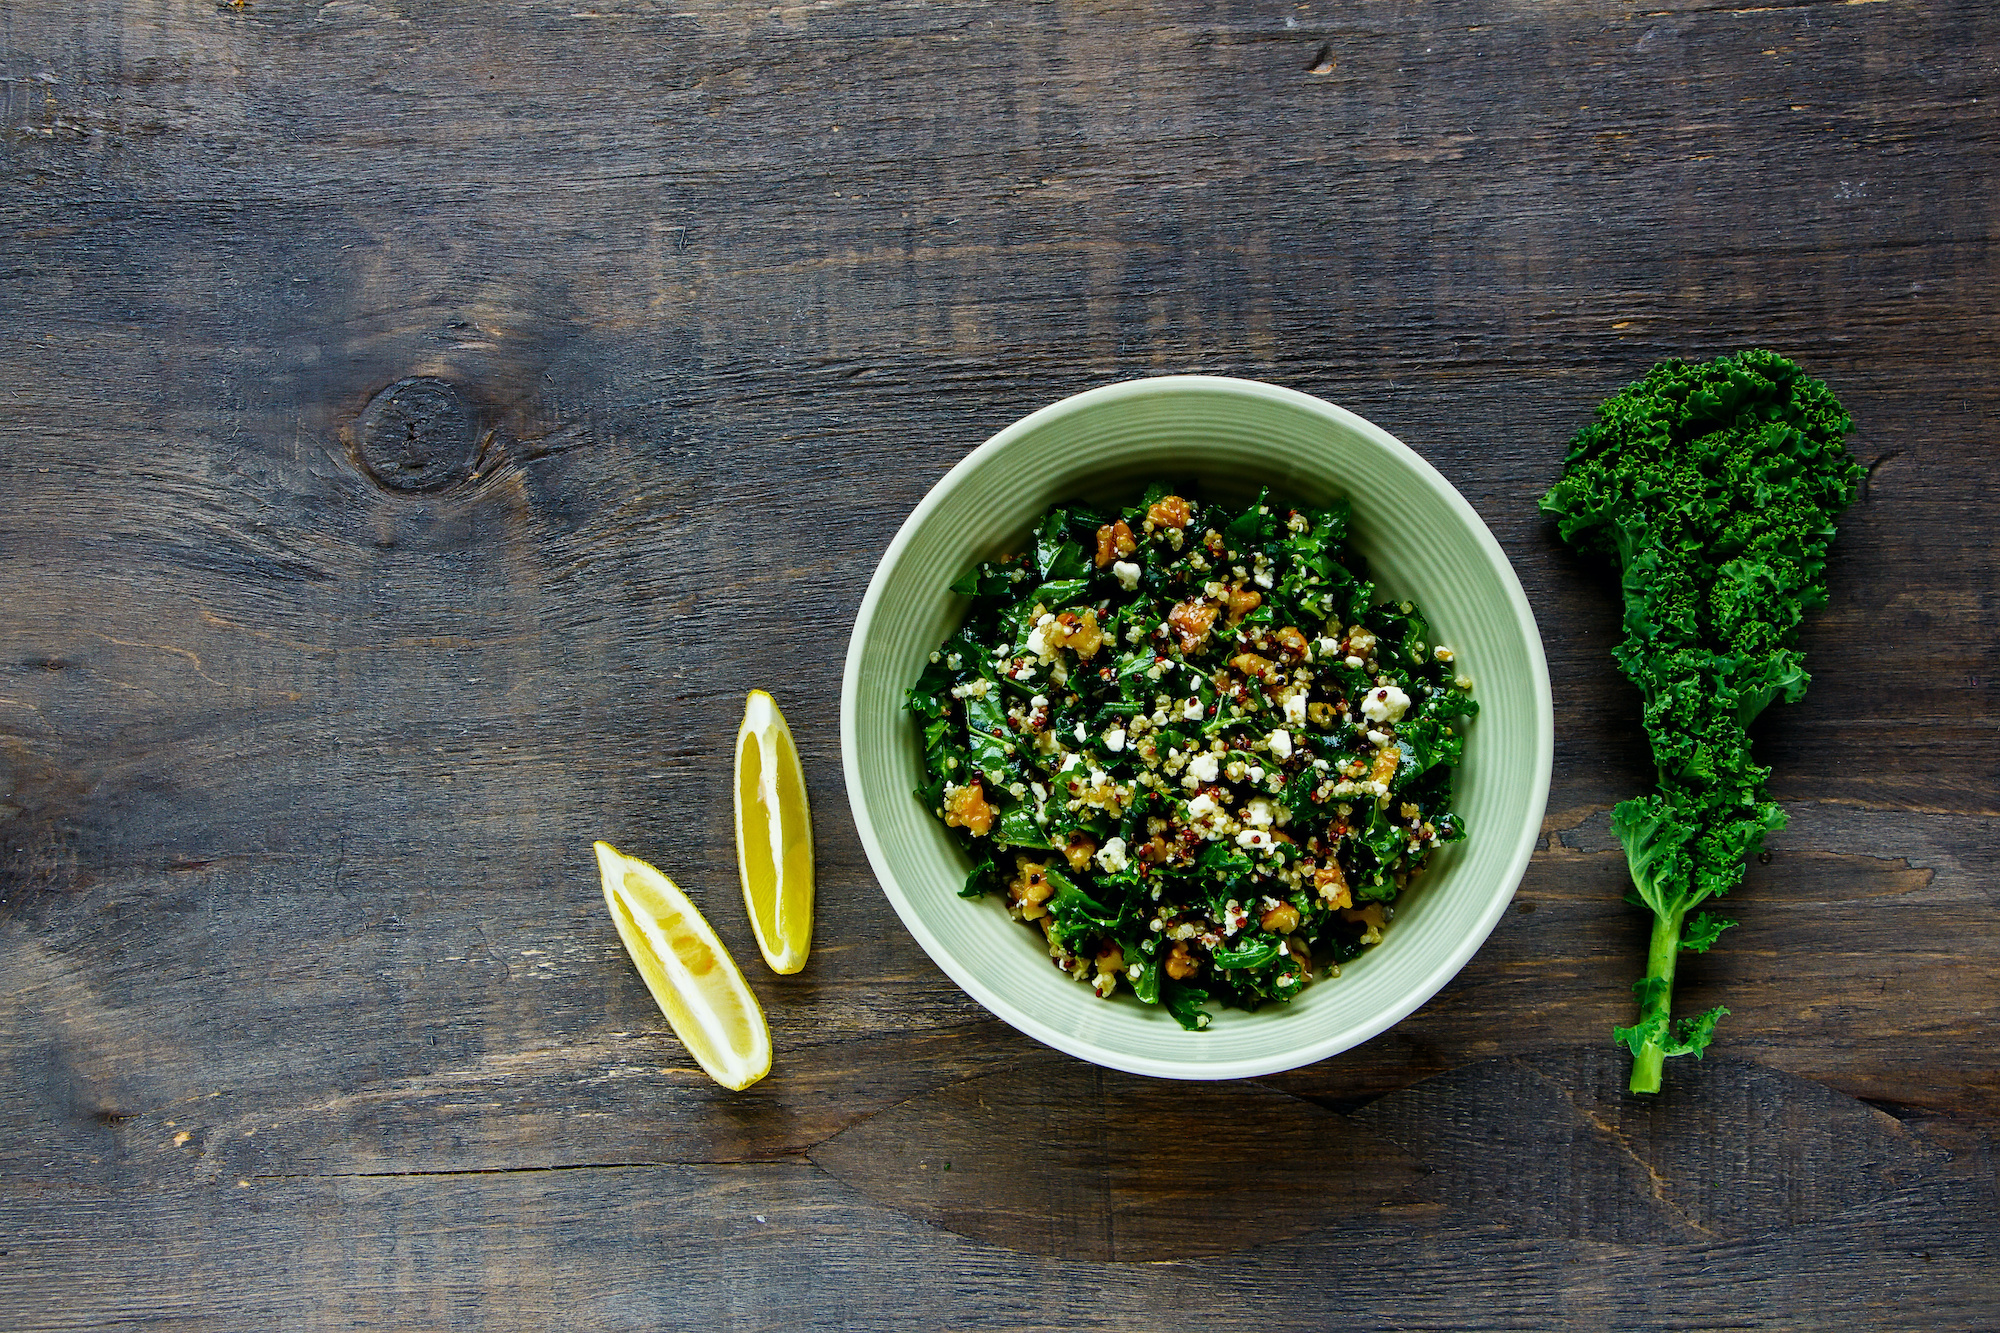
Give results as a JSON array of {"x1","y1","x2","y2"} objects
[
  {"x1": 1163, "y1": 982, "x2": 1213, "y2": 1032},
  {"x1": 1541, "y1": 350, "x2": 1861, "y2": 1093}
]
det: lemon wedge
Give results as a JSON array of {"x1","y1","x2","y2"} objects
[
  {"x1": 734, "y1": 689, "x2": 815, "y2": 974},
  {"x1": 594, "y1": 840, "x2": 770, "y2": 1091}
]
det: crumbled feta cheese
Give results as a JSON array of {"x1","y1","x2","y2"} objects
[
  {"x1": 1096, "y1": 836, "x2": 1130, "y2": 873},
  {"x1": 1074, "y1": 721, "x2": 1088, "y2": 743},
  {"x1": 1183, "y1": 697, "x2": 1205, "y2": 722},
  {"x1": 1112, "y1": 560, "x2": 1142, "y2": 591},
  {"x1": 1030, "y1": 694, "x2": 1048, "y2": 709},
  {"x1": 1151, "y1": 709, "x2": 1169, "y2": 727},
  {"x1": 1244, "y1": 798, "x2": 1276, "y2": 828},
  {"x1": 1030, "y1": 782, "x2": 1047, "y2": 802},
  {"x1": 1247, "y1": 766, "x2": 1264, "y2": 784},
  {"x1": 1025, "y1": 625, "x2": 1048, "y2": 656},
  {"x1": 1253, "y1": 568, "x2": 1274, "y2": 589},
  {"x1": 1059, "y1": 753, "x2": 1082, "y2": 772},
  {"x1": 1361, "y1": 684, "x2": 1411, "y2": 724},
  {"x1": 1433, "y1": 644, "x2": 1454, "y2": 663},
  {"x1": 1268, "y1": 729, "x2": 1293, "y2": 761},
  {"x1": 1235, "y1": 829, "x2": 1270, "y2": 849},
  {"x1": 1187, "y1": 752, "x2": 1220, "y2": 783},
  {"x1": 1344, "y1": 654, "x2": 1366, "y2": 669},
  {"x1": 1283, "y1": 692, "x2": 1307, "y2": 725},
  {"x1": 1104, "y1": 727, "x2": 1126, "y2": 753},
  {"x1": 1366, "y1": 729, "x2": 1389, "y2": 746},
  {"x1": 1127, "y1": 963, "x2": 1143, "y2": 980},
  {"x1": 1187, "y1": 792, "x2": 1219, "y2": 819}
]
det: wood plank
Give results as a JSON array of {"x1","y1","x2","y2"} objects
[{"x1": 3, "y1": 1053, "x2": 1994, "y2": 1330}]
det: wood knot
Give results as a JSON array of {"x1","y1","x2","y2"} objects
[{"x1": 355, "y1": 377, "x2": 478, "y2": 492}]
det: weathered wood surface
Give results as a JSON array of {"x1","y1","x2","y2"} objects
[{"x1": 3, "y1": 0, "x2": 1996, "y2": 1327}]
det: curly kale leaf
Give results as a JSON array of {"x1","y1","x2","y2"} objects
[
  {"x1": 1543, "y1": 350, "x2": 1860, "y2": 1094},
  {"x1": 1679, "y1": 911, "x2": 1737, "y2": 954},
  {"x1": 1609, "y1": 796, "x2": 1696, "y2": 921},
  {"x1": 1615, "y1": 986, "x2": 1730, "y2": 1061}
]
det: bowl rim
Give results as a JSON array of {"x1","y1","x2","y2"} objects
[{"x1": 840, "y1": 373, "x2": 1553, "y2": 1080}]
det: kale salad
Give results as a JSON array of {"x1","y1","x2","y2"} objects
[{"x1": 904, "y1": 486, "x2": 1476, "y2": 1030}]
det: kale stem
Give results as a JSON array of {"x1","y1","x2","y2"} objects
[{"x1": 1629, "y1": 904, "x2": 1686, "y2": 1095}]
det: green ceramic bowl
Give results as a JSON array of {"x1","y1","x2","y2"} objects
[{"x1": 841, "y1": 375, "x2": 1552, "y2": 1080}]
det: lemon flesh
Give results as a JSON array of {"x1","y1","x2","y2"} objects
[
  {"x1": 734, "y1": 689, "x2": 815, "y2": 974},
  {"x1": 594, "y1": 840, "x2": 771, "y2": 1091}
]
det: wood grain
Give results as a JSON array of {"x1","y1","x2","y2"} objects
[
  {"x1": 809, "y1": 1064, "x2": 1425, "y2": 1261},
  {"x1": 2, "y1": 0, "x2": 1997, "y2": 1326}
]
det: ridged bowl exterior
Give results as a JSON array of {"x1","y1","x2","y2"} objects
[{"x1": 841, "y1": 376, "x2": 1553, "y2": 1080}]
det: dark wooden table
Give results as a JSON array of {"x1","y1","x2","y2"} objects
[{"x1": 4, "y1": 2, "x2": 1996, "y2": 1327}]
